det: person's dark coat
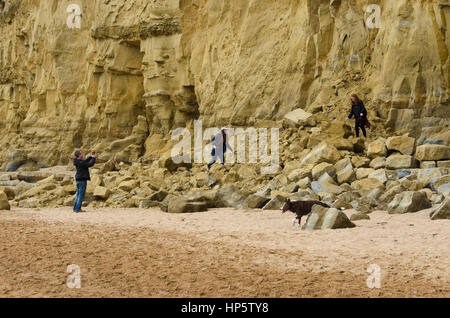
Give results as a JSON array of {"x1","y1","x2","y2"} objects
[
  {"x1": 348, "y1": 101, "x2": 367, "y2": 122},
  {"x1": 74, "y1": 156, "x2": 96, "y2": 181}
]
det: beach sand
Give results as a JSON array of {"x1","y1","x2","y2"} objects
[{"x1": 0, "y1": 206, "x2": 448, "y2": 297}]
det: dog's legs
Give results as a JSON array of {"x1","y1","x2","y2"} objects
[
  {"x1": 291, "y1": 217, "x2": 297, "y2": 226},
  {"x1": 297, "y1": 216, "x2": 302, "y2": 229}
]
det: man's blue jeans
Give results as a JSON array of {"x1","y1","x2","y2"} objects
[{"x1": 73, "y1": 180, "x2": 87, "y2": 212}]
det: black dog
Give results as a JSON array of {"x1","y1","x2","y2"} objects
[{"x1": 281, "y1": 199, "x2": 329, "y2": 227}]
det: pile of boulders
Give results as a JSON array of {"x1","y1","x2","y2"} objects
[{"x1": 1, "y1": 128, "x2": 449, "y2": 228}]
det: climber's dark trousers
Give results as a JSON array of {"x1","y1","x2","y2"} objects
[{"x1": 355, "y1": 120, "x2": 367, "y2": 138}]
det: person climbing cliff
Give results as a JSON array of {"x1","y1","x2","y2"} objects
[
  {"x1": 73, "y1": 150, "x2": 96, "y2": 213},
  {"x1": 346, "y1": 94, "x2": 368, "y2": 138},
  {"x1": 207, "y1": 128, "x2": 233, "y2": 170}
]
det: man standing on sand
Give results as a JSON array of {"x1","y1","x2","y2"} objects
[
  {"x1": 73, "y1": 150, "x2": 96, "y2": 213},
  {"x1": 207, "y1": 127, "x2": 233, "y2": 170}
]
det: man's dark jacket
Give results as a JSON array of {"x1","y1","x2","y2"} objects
[
  {"x1": 74, "y1": 156, "x2": 96, "y2": 181},
  {"x1": 348, "y1": 101, "x2": 367, "y2": 122}
]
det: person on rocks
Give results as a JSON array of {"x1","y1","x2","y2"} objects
[
  {"x1": 346, "y1": 93, "x2": 368, "y2": 138},
  {"x1": 73, "y1": 150, "x2": 96, "y2": 213},
  {"x1": 207, "y1": 127, "x2": 233, "y2": 170}
]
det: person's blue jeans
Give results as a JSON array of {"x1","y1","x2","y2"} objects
[
  {"x1": 207, "y1": 148, "x2": 224, "y2": 169},
  {"x1": 73, "y1": 180, "x2": 87, "y2": 212}
]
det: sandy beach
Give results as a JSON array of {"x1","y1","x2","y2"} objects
[{"x1": 0, "y1": 206, "x2": 448, "y2": 297}]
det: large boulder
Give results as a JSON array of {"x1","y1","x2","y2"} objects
[
  {"x1": 367, "y1": 139, "x2": 387, "y2": 158},
  {"x1": 303, "y1": 206, "x2": 355, "y2": 230},
  {"x1": 356, "y1": 168, "x2": 375, "y2": 179},
  {"x1": 387, "y1": 191, "x2": 432, "y2": 214},
  {"x1": 287, "y1": 166, "x2": 313, "y2": 182},
  {"x1": 149, "y1": 190, "x2": 169, "y2": 202},
  {"x1": 351, "y1": 178, "x2": 383, "y2": 196},
  {"x1": 118, "y1": 180, "x2": 139, "y2": 192},
  {"x1": 168, "y1": 197, "x2": 209, "y2": 213},
  {"x1": 369, "y1": 157, "x2": 386, "y2": 169},
  {"x1": 386, "y1": 136, "x2": 416, "y2": 155},
  {"x1": 334, "y1": 158, "x2": 355, "y2": 184},
  {"x1": 336, "y1": 163, "x2": 355, "y2": 184},
  {"x1": 385, "y1": 154, "x2": 414, "y2": 169},
  {"x1": 17, "y1": 172, "x2": 52, "y2": 183},
  {"x1": 437, "y1": 160, "x2": 450, "y2": 168},
  {"x1": 216, "y1": 185, "x2": 245, "y2": 209},
  {"x1": 283, "y1": 108, "x2": 314, "y2": 127},
  {"x1": 311, "y1": 173, "x2": 344, "y2": 195},
  {"x1": 379, "y1": 185, "x2": 405, "y2": 204},
  {"x1": 431, "y1": 175, "x2": 450, "y2": 194},
  {"x1": 0, "y1": 191, "x2": 10, "y2": 210},
  {"x1": 312, "y1": 162, "x2": 336, "y2": 180},
  {"x1": 244, "y1": 194, "x2": 270, "y2": 209},
  {"x1": 417, "y1": 168, "x2": 446, "y2": 187},
  {"x1": 301, "y1": 142, "x2": 341, "y2": 166},
  {"x1": 262, "y1": 195, "x2": 287, "y2": 210},
  {"x1": 0, "y1": 187, "x2": 15, "y2": 200},
  {"x1": 415, "y1": 144, "x2": 450, "y2": 161},
  {"x1": 429, "y1": 197, "x2": 450, "y2": 220},
  {"x1": 5, "y1": 150, "x2": 28, "y2": 172},
  {"x1": 368, "y1": 169, "x2": 388, "y2": 184},
  {"x1": 93, "y1": 186, "x2": 111, "y2": 200},
  {"x1": 159, "y1": 151, "x2": 192, "y2": 173},
  {"x1": 352, "y1": 156, "x2": 370, "y2": 168}
]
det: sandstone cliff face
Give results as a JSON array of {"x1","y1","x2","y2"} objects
[{"x1": 0, "y1": 0, "x2": 449, "y2": 168}]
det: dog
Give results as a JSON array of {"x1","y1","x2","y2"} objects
[{"x1": 281, "y1": 198, "x2": 330, "y2": 227}]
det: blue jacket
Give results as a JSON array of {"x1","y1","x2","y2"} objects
[{"x1": 348, "y1": 101, "x2": 367, "y2": 122}]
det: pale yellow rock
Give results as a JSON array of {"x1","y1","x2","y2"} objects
[
  {"x1": 386, "y1": 154, "x2": 413, "y2": 169},
  {"x1": 312, "y1": 162, "x2": 336, "y2": 180},
  {"x1": 118, "y1": 180, "x2": 139, "y2": 192},
  {"x1": 356, "y1": 168, "x2": 375, "y2": 180},
  {"x1": 94, "y1": 186, "x2": 111, "y2": 200},
  {"x1": 415, "y1": 145, "x2": 450, "y2": 161},
  {"x1": 386, "y1": 136, "x2": 416, "y2": 155},
  {"x1": 367, "y1": 139, "x2": 387, "y2": 159},
  {"x1": 301, "y1": 142, "x2": 341, "y2": 166},
  {"x1": 0, "y1": 191, "x2": 10, "y2": 210},
  {"x1": 351, "y1": 179, "x2": 384, "y2": 196}
]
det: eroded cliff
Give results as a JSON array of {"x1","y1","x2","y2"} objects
[{"x1": 0, "y1": 0, "x2": 449, "y2": 168}]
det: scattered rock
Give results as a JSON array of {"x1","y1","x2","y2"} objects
[
  {"x1": 0, "y1": 191, "x2": 10, "y2": 210},
  {"x1": 301, "y1": 142, "x2": 341, "y2": 166},
  {"x1": 367, "y1": 139, "x2": 387, "y2": 158},
  {"x1": 311, "y1": 173, "x2": 344, "y2": 195},
  {"x1": 93, "y1": 186, "x2": 111, "y2": 200},
  {"x1": 244, "y1": 194, "x2": 270, "y2": 209},
  {"x1": 429, "y1": 197, "x2": 450, "y2": 220},
  {"x1": 168, "y1": 197, "x2": 209, "y2": 213},
  {"x1": 388, "y1": 191, "x2": 432, "y2": 214},
  {"x1": 303, "y1": 206, "x2": 356, "y2": 230},
  {"x1": 262, "y1": 195, "x2": 287, "y2": 210},
  {"x1": 351, "y1": 178, "x2": 383, "y2": 196},
  {"x1": 312, "y1": 162, "x2": 336, "y2": 180},
  {"x1": 283, "y1": 108, "x2": 314, "y2": 127},
  {"x1": 386, "y1": 154, "x2": 414, "y2": 169},
  {"x1": 216, "y1": 185, "x2": 245, "y2": 209},
  {"x1": 415, "y1": 144, "x2": 450, "y2": 161},
  {"x1": 386, "y1": 135, "x2": 416, "y2": 155}
]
